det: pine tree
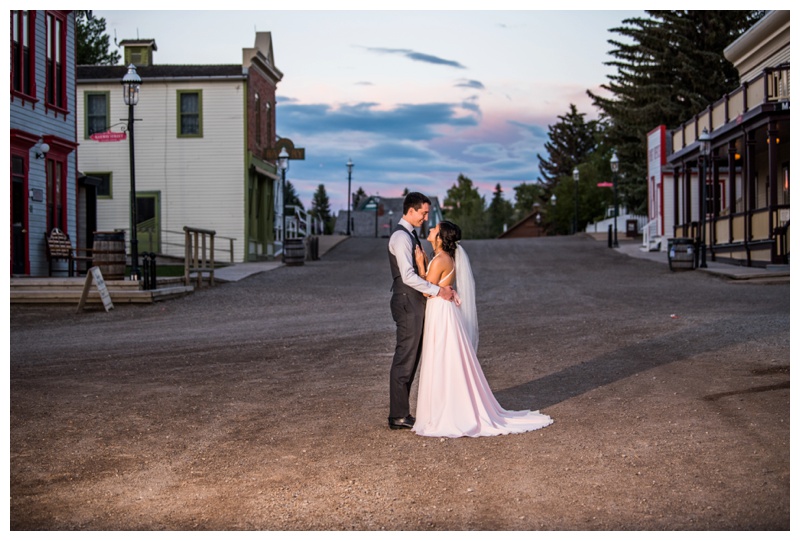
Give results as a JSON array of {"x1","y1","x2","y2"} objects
[
  {"x1": 589, "y1": 10, "x2": 763, "y2": 213},
  {"x1": 76, "y1": 11, "x2": 120, "y2": 66},
  {"x1": 537, "y1": 104, "x2": 599, "y2": 191},
  {"x1": 487, "y1": 183, "x2": 514, "y2": 238},
  {"x1": 311, "y1": 184, "x2": 332, "y2": 234},
  {"x1": 284, "y1": 181, "x2": 304, "y2": 214},
  {"x1": 352, "y1": 187, "x2": 367, "y2": 210}
]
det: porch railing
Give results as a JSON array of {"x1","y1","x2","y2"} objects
[
  {"x1": 670, "y1": 63, "x2": 790, "y2": 153},
  {"x1": 275, "y1": 205, "x2": 324, "y2": 255},
  {"x1": 136, "y1": 226, "x2": 236, "y2": 263},
  {"x1": 184, "y1": 226, "x2": 216, "y2": 288}
]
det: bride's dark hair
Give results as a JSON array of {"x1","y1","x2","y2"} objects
[{"x1": 437, "y1": 220, "x2": 461, "y2": 259}]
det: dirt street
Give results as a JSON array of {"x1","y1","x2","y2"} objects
[{"x1": 10, "y1": 235, "x2": 790, "y2": 530}]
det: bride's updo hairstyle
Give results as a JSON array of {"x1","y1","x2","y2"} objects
[{"x1": 437, "y1": 220, "x2": 462, "y2": 259}]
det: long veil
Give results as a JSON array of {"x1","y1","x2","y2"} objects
[{"x1": 454, "y1": 242, "x2": 478, "y2": 351}]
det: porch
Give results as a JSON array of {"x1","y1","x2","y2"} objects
[{"x1": 668, "y1": 64, "x2": 790, "y2": 267}]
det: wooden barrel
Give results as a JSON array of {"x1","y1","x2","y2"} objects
[
  {"x1": 668, "y1": 237, "x2": 696, "y2": 271},
  {"x1": 93, "y1": 231, "x2": 127, "y2": 280},
  {"x1": 283, "y1": 238, "x2": 305, "y2": 266}
]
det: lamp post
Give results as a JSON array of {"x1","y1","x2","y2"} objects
[
  {"x1": 610, "y1": 151, "x2": 620, "y2": 247},
  {"x1": 374, "y1": 196, "x2": 380, "y2": 238},
  {"x1": 122, "y1": 64, "x2": 142, "y2": 281},
  {"x1": 698, "y1": 127, "x2": 711, "y2": 268},
  {"x1": 279, "y1": 147, "x2": 289, "y2": 260},
  {"x1": 346, "y1": 159, "x2": 354, "y2": 235},
  {"x1": 572, "y1": 167, "x2": 579, "y2": 235}
]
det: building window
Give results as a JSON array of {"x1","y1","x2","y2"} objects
[
  {"x1": 85, "y1": 92, "x2": 110, "y2": 137},
  {"x1": 11, "y1": 10, "x2": 36, "y2": 99},
  {"x1": 177, "y1": 90, "x2": 203, "y2": 137},
  {"x1": 46, "y1": 158, "x2": 67, "y2": 232},
  {"x1": 45, "y1": 11, "x2": 68, "y2": 113},
  {"x1": 91, "y1": 172, "x2": 113, "y2": 198}
]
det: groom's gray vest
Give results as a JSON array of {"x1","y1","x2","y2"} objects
[{"x1": 388, "y1": 224, "x2": 422, "y2": 296}]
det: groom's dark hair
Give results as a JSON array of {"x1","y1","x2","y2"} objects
[{"x1": 403, "y1": 192, "x2": 431, "y2": 214}]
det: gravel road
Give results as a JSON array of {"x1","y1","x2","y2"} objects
[{"x1": 10, "y1": 235, "x2": 790, "y2": 530}]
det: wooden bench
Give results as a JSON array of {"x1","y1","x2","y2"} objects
[{"x1": 45, "y1": 228, "x2": 91, "y2": 277}]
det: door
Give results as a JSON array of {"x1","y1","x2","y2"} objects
[
  {"x1": 11, "y1": 155, "x2": 28, "y2": 275},
  {"x1": 135, "y1": 192, "x2": 160, "y2": 254}
]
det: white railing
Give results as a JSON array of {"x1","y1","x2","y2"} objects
[
  {"x1": 275, "y1": 205, "x2": 324, "y2": 255},
  {"x1": 643, "y1": 219, "x2": 661, "y2": 251}
]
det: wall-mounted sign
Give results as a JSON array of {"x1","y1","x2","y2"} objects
[{"x1": 90, "y1": 131, "x2": 127, "y2": 142}]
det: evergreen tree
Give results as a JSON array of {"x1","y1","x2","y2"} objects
[
  {"x1": 487, "y1": 183, "x2": 514, "y2": 238},
  {"x1": 512, "y1": 181, "x2": 547, "y2": 223},
  {"x1": 589, "y1": 10, "x2": 763, "y2": 213},
  {"x1": 443, "y1": 174, "x2": 488, "y2": 239},
  {"x1": 284, "y1": 181, "x2": 304, "y2": 214},
  {"x1": 76, "y1": 11, "x2": 120, "y2": 65},
  {"x1": 311, "y1": 184, "x2": 333, "y2": 234},
  {"x1": 537, "y1": 104, "x2": 599, "y2": 191},
  {"x1": 352, "y1": 187, "x2": 367, "y2": 210}
]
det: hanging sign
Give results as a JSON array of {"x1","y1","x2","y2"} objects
[
  {"x1": 90, "y1": 131, "x2": 127, "y2": 142},
  {"x1": 596, "y1": 182, "x2": 614, "y2": 188}
]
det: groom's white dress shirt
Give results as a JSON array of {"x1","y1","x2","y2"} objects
[{"x1": 388, "y1": 218, "x2": 441, "y2": 298}]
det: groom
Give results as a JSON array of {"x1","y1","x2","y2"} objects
[{"x1": 387, "y1": 192, "x2": 455, "y2": 430}]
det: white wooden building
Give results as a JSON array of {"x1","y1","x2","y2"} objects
[{"x1": 76, "y1": 32, "x2": 284, "y2": 264}]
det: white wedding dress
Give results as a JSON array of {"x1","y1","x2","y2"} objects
[{"x1": 413, "y1": 250, "x2": 554, "y2": 438}]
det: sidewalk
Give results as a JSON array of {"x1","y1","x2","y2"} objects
[
  {"x1": 214, "y1": 235, "x2": 350, "y2": 282},
  {"x1": 610, "y1": 236, "x2": 790, "y2": 281}
]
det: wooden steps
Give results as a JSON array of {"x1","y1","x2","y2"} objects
[{"x1": 10, "y1": 277, "x2": 194, "y2": 305}]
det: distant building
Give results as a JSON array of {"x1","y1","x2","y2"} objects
[
  {"x1": 10, "y1": 10, "x2": 79, "y2": 276},
  {"x1": 333, "y1": 195, "x2": 443, "y2": 239}
]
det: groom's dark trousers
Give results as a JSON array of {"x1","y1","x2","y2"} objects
[{"x1": 388, "y1": 225, "x2": 426, "y2": 419}]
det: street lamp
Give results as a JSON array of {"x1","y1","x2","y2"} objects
[
  {"x1": 122, "y1": 64, "x2": 142, "y2": 281},
  {"x1": 279, "y1": 147, "x2": 289, "y2": 259},
  {"x1": 610, "y1": 151, "x2": 620, "y2": 248},
  {"x1": 346, "y1": 158, "x2": 354, "y2": 235},
  {"x1": 374, "y1": 196, "x2": 381, "y2": 238},
  {"x1": 572, "y1": 167, "x2": 579, "y2": 235},
  {"x1": 698, "y1": 127, "x2": 711, "y2": 268}
]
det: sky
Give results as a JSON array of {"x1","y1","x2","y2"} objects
[{"x1": 93, "y1": 5, "x2": 646, "y2": 213}]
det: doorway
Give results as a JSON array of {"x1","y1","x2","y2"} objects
[{"x1": 135, "y1": 192, "x2": 161, "y2": 254}]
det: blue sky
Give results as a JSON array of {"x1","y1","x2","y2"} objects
[{"x1": 94, "y1": 7, "x2": 645, "y2": 212}]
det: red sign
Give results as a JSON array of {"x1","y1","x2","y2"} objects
[
  {"x1": 596, "y1": 182, "x2": 614, "y2": 188},
  {"x1": 90, "y1": 131, "x2": 127, "y2": 142}
]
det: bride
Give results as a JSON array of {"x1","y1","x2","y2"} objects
[{"x1": 412, "y1": 220, "x2": 553, "y2": 438}]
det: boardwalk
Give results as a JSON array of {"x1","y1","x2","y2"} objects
[{"x1": 10, "y1": 236, "x2": 789, "y2": 530}]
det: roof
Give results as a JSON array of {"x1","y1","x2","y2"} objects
[{"x1": 77, "y1": 64, "x2": 245, "y2": 82}]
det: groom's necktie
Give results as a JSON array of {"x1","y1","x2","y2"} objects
[{"x1": 412, "y1": 229, "x2": 420, "y2": 248}]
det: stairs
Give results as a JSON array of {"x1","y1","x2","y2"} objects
[{"x1": 10, "y1": 277, "x2": 194, "y2": 305}]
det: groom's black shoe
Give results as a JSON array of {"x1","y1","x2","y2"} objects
[{"x1": 388, "y1": 415, "x2": 415, "y2": 430}]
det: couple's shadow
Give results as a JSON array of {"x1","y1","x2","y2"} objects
[{"x1": 492, "y1": 317, "x2": 773, "y2": 410}]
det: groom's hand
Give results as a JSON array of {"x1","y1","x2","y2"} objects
[{"x1": 437, "y1": 285, "x2": 455, "y2": 302}]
